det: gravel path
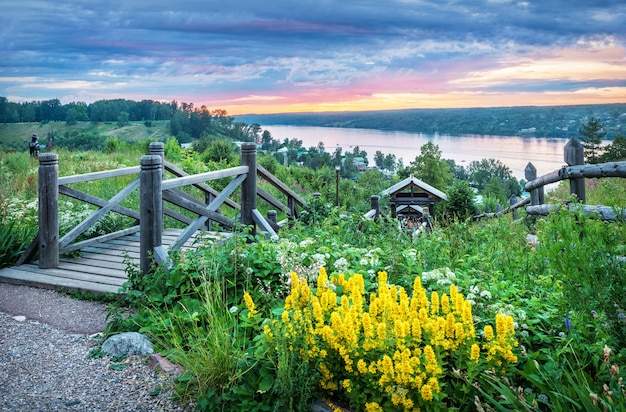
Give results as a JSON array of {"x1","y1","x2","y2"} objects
[{"x1": 0, "y1": 283, "x2": 191, "y2": 412}]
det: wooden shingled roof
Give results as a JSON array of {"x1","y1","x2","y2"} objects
[{"x1": 381, "y1": 175, "x2": 448, "y2": 201}]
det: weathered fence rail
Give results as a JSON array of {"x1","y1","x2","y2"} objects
[
  {"x1": 20, "y1": 142, "x2": 306, "y2": 275},
  {"x1": 473, "y1": 137, "x2": 625, "y2": 221},
  {"x1": 523, "y1": 137, "x2": 625, "y2": 221}
]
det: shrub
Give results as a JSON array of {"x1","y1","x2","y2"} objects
[{"x1": 263, "y1": 269, "x2": 519, "y2": 411}]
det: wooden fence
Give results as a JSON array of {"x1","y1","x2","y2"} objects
[
  {"x1": 19, "y1": 142, "x2": 306, "y2": 274},
  {"x1": 482, "y1": 137, "x2": 626, "y2": 220}
]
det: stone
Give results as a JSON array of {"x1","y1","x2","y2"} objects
[
  {"x1": 101, "y1": 332, "x2": 154, "y2": 356},
  {"x1": 526, "y1": 234, "x2": 539, "y2": 247},
  {"x1": 147, "y1": 354, "x2": 184, "y2": 376},
  {"x1": 11, "y1": 315, "x2": 26, "y2": 322}
]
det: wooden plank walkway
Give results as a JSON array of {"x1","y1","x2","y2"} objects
[{"x1": 0, "y1": 229, "x2": 231, "y2": 294}]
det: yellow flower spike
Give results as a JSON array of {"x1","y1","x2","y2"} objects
[
  {"x1": 420, "y1": 383, "x2": 433, "y2": 401},
  {"x1": 411, "y1": 318, "x2": 423, "y2": 341},
  {"x1": 445, "y1": 313, "x2": 456, "y2": 339},
  {"x1": 470, "y1": 343, "x2": 480, "y2": 362},
  {"x1": 496, "y1": 313, "x2": 506, "y2": 338},
  {"x1": 317, "y1": 267, "x2": 328, "y2": 292},
  {"x1": 441, "y1": 293, "x2": 450, "y2": 314},
  {"x1": 365, "y1": 402, "x2": 383, "y2": 412},
  {"x1": 484, "y1": 325, "x2": 494, "y2": 341},
  {"x1": 243, "y1": 292, "x2": 257, "y2": 317},
  {"x1": 431, "y1": 291, "x2": 440, "y2": 316}
]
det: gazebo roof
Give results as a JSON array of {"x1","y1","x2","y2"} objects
[{"x1": 381, "y1": 175, "x2": 448, "y2": 201}]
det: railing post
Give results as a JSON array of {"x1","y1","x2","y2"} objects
[
  {"x1": 509, "y1": 194, "x2": 518, "y2": 220},
  {"x1": 241, "y1": 143, "x2": 257, "y2": 236},
  {"x1": 525, "y1": 162, "x2": 540, "y2": 206},
  {"x1": 149, "y1": 142, "x2": 165, "y2": 178},
  {"x1": 140, "y1": 155, "x2": 163, "y2": 274},
  {"x1": 370, "y1": 195, "x2": 380, "y2": 219},
  {"x1": 38, "y1": 153, "x2": 59, "y2": 269},
  {"x1": 564, "y1": 137, "x2": 586, "y2": 203}
]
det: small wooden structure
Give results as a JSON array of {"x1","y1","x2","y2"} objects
[{"x1": 381, "y1": 175, "x2": 448, "y2": 223}]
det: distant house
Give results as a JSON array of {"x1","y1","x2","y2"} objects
[
  {"x1": 353, "y1": 156, "x2": 367, "y2": 171},
  {"x1": 381, "y1": 175, "x2": 447, "y2": 220}
]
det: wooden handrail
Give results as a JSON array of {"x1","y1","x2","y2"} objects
[
  {"x1": 525, "y1": 162, "x2": 626, "y2": 192},
  {"x1": 257, "y1": 164, "x2": 306, "y2": 206},
  {"x1": 58, "y1": 166, "x2": 140, "y2": 185},
  {"x1": 164, "y1": 160, "x2": 240, "y2": 210},
  {"x1": 161, "y1": 166, "x2": 248, "y2": 191}
]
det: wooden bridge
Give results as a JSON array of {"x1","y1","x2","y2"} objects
[{"x1": 0, "y1": 142, "x2": 306, "y2": 294}]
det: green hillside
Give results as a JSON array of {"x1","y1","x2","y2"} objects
[{"x1": 0, "y1": 121, "x2": 173, "y2": 152}]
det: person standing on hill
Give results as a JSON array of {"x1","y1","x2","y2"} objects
[{"x1": 29, "y1": 134, "x2": 40, "y2": 157}]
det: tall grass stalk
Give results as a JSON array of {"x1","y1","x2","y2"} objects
[{"x1": 148, "y1": 276, "x2": 251, "y2": 405}]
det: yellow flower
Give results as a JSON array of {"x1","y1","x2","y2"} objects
[
  {"x1": 420, "y1": 383, "x2": 433, "y2": 401},
  {"x1": 431, "y1": 291, "x2": 440, "y2": 315},
  {"x1": 484, "y1": 325, "x2": 494, "y2": 341},
  {"x1": 470, "y1": 343, "x2": 480, "y2": 362},
  {"x1": 365, "y1": 402, "x2": 383, "y2": 412},
  {"x1": 441, "y1": 293, "x2": 450, "y2": 314},
  {"x1": 243, "y1": 292, "x2": 257, "y2": 317}
]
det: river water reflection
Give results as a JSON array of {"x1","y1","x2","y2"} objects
[{"x1": 263, "y1": 125, "x2": 576, "y2": 180}]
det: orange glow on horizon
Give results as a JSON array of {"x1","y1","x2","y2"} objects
[{"x1": 215, "y1": 88, "x2": 626, "y2": 116}]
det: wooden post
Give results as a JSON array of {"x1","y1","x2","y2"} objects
[
  {"x1": 240, "y1": 143, "x2": 257, "y2": 236},
  {"x1": 509, "y1": 194, "x2": 518, "y2": 220},
  {"x1": 564, "y1": 137, "x2": 586, "y2": 203},
  {"x1": 525, "y1": 162, "x2": 540, "y2": 206},
  {"x1": 370, "y1": 195, "x2": 380, "y2": 219},
  {"x1": 140, "y1": 155, "x2": 163, "y2": 274},
  {"x1": 149, "y1": 142, "x2": 165, "y2": 178},
  {"x1": 267, "y1": 210, "x2": 277, "y2": 225},
  {"x1": 38, "y1": 153, "x2": 59, "y2": 269}
]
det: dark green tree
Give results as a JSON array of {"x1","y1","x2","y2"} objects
[
  {"x1": 600, "y1": 133, "x2": 626, "y2": 162},
  {"x1": 405, "y1": 141, "x2": 453, "y2": 189},
  {"x1": 443, "y1": 180, "x2": 476, "y2": 221},
  {"x1": 383, "y1": 153, "x2": 397, "y2": 172},
  {"x1": 202, "y1": 139, "x2": 236, "y2": 163},
  {"x1": 467, "y1": 158, "x2": 514, "y2": 192},
  {"x1": 374, "y1": 151, "x2": 385, "y2": 169},
  {"x1": 579, "y1": 117, "x2": 606, "y2": 164}
]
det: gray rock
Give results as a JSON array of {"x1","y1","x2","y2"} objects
[{"x1": 101, "y1": 332, "x2": 154, "y2": 356}]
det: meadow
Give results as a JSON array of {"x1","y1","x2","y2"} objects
[{"x1": 1, "y1": 143, "x2": 625, "y2": 411}]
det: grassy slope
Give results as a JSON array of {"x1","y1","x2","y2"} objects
[{"x1": 0, "y1": 121, "x2": 173, "y2": 152}]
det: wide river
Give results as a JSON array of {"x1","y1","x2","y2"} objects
[{"x1": 263, "y1": 125, "x2": 587, "y2": 180}]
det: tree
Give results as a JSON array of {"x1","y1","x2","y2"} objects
[
  {"x1": 443, "y1": 180, "x2": 476, "y2": 221},
  {"x1": 202, "y1": 139, "x2": 235, "y2": 163},
  {"x1": 383, "y1": 153, "x2": 396, "y2": 172},
  {"x1": 579, "y1": 117, "x2": 606, "y2": 164},
  {"x1": 467, "y1": 158, "x2": 514, "y2": 192},
  {"x1": 600, "y1": 133, "x2": 626, "y2": 162},
  {"x1": 406, "y1": 141, "x2": 453, "y2": 189},
  {"x1": 374, "y1": 151, "x2": 385, "y2": 169}
]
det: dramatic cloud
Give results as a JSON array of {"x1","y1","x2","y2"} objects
[{"x1": 1, "y1": 0, "x2": 625, "y2": 113}]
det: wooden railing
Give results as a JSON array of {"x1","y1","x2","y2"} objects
[
  {"x1": 20, "y1": 142, "x2": 306, "y2": 273},
  {"x1": 473, "y1": 137, "x2": 625, "y2": 220},
  {"x1": 523, "y1": 137, "x2": 625, "y2": 220}
]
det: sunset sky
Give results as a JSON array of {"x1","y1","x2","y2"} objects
[{"x1": 1, "y1": 0, "x2": 625, "y2": 115}]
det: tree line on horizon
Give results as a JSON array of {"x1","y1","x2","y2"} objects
[
  {"x1": 0, "y1": 96, "x2": 260, "y2": 143},
  {"x1": 238, "y1": 103, "x2": 626, "y2": 140}
]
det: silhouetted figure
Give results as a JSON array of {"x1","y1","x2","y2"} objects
[{"x1": 29, "y1": 134, "x2": 40, "y2": 157}]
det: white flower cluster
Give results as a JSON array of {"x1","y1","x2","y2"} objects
[
  {"x1": 421, "y1": 267, "x2": 457, "y2": 287},
  {"x1": 1, "y1": 197, "x2": 38, "y2": 224}
]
